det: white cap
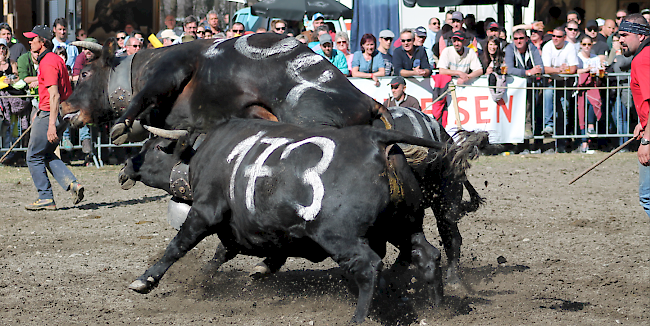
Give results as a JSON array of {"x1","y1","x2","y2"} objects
[{"x1": 160, "y1": 29, "x2": 180, "y2": 41}]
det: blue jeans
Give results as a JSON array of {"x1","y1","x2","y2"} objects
[
  {"x1": 543, "y1": 88, "x2": 569, "y2": 134},
  {"x1": 639, "y1": 162, "x2": 650, "y2": 218},
  {"x1": 62, "y1": 125, "x2": 91, "y2": 142},
  {"x1": 27, "y1": 110, "x2": 78, "y2": 200},
  {"x1": 614, "y1": 93, "x2": 629, "y2": 146},
  {"x1": 1, "y1": 120, "x2": 16, "y2": 160}
]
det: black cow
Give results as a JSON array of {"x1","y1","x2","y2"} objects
[
  {"x1": 124, "y1": 119, "x2": 484, "y2": 323},
  {"x1": 61, "y1": 34, "x2": 392, "y2": 145}
]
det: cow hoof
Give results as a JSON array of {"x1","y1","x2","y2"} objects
[
  {"x1": 118, "y1": 169, "x2": 136, "y2": 190},
  {"x1": 128, "y1": 276, "x2": 157, "y2": 294},
  {"x1": 249, "y1": 262, "x2": 271, "y2": 279},
  {"x1": 110, "y1": 123, "x2": 130, "y2": 145}
]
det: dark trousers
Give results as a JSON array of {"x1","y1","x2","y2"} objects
[{"x1": 27, "y1": 110, "x2": 77, "y2": 200}]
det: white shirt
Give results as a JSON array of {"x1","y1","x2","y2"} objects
[
  {"x1": 438, "y1": 46, "x2": 482, "y2": 73},
  {"x1": 542, "y1": 41, "x2": 579, "y2": 68},
  {"x1": 577, "y1": 52, "x2": 601, "y2": 70}
]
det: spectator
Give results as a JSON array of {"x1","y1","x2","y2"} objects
[
  {"x1": 334, "y1": 32, "x2": 353, "y2": 71},
  {"x1": 295, "y1": 34, "x2": 308, "y2": 44},
  {"x1": 207, "y1": 10, "x2": 222, "y2": 34},
  {"x1": 22, "y1": 25, "x2": 84, "y2": 210},
  {"x1": 567, "y1": 10, "x2": 582, "y2": 27},
  {"x1": 75, "y1": 29, "x2": 87, "y2": 41},
  {"x1": 377, "y1": 29, "x2": 394, "y2": 76},
  {"x1": 125, "y1": 36, "x2": 142, "y2": 55},
  {"x1": 601, "y1": 19, "x2": 616, "y2": 48},
  {"x1": 423, "y1": 17, "x2": 440, "y2": 67},
  {"x1": 438, "y1": 31, "x2": 482, "y2": 84},
  {"x1": 393, "y1": 29, "x2": 431, "y2": 77},
  {"x1": 0, "y1": 42, "x2": 26, "y2": 164},
  {"x1": 51, "y1": 18, "x2": 78, "y2": 68},
  {"x1": 414, "y1": 26, "x2": 427, "y2": 47},
  {"x1": 196, "y1": 25, "x2": 206, "y2": 39},
  {"x1": 204, "y1": 29, "x2": 213, "y2": 39},
  {"x1": 160, "y1": 29, "x2": 180, "y2": 46},
  {"x1": 310, "y1": 13, "x2": 325, "y2": 31},
  {"x1": 174, "y1": 15, "x2": 199, "y2": 44},
  {"x1": 565, "y1": 20, "x2": 582, "y2": 53},
  {"x1": 479, "y1": 36, "x2": 505, "y2": 75},
  {"x1": 383, "y1": 76, "x2": 420, "y2": 110},
  {"x1": 271, "y1": 20, "x2": 287, "y2": 34},
  {"x1": 575, "y1": 35, "x2": 601, "y2": 151},
  {"x1": 444, "y1": 10, "x2": 454, "y2": 25},
  {"x1": 231, "y1": 22, "x2": 245, "y2": 37},
  {"x1": 350, "y1": 33, "x2": 385, "y2": 86},
  {"x1": 131, "y1": 30, "x2": 146, "y2": 48},
  {"x1": 616, "y1": 9, "x2": 628, "y2": 27},
  {"x1": 71, "y1": 38, "x2": 100, "y2": 80},
  {"x1": 642, "y1": 9, "x2": 650, "y2": 23},
  {"x1": 308, "y1": 25, "x2": 330, "y2": 51},
  {"x1": 541, "y1": 26, "x2": 579, "y2": 152},
  {"x1": 585, "y1": 20, "x2": 607, "y2": 60},
  {"x1": 225, "y1": 29, "x2": 235, "y2": 39},
  {"x1": 499, "y1": 28, "x2": 508, "y2": 43},
  {"x1": 162, "y1": 14, "x2": 177, "y2": 31},
  {"x1": 485, "y1": 22, "x2": 500, "y2": 39},
  {"x1": 505, "y1": 29, "x2": 545, "y2": 143},
  {"x1": 315, "y1": 34, "x2": 348, "y2": 75},
  {"x1": 115, "y1": 30, "x2": 127, "y2": 56},
  {"x1": 124, "y1": 23, "x2": 135, "y2": 36},
  {"x1": 432, "y1": 23, "x2": 452, "y2": 62},
  {"x1": 0, "y1": 23, "x2": 27, "y2": 63},
  {"x1": 53, "y1": 47, "x2": 69, "y2": 72},
  {"x1": 256, "y1": 27, "x2": 267, "y2": 33}
]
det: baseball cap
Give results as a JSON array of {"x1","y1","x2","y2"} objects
[
  {"x1": 160, "y1": 29, "x2": 180, "y2": 41},
  {"x1": 312, "y1": 13, "x2": 325, "y2": 21},
  {"x1": 23, "y1": 25, "x2": 53, "y2": 40},
  {"x1": 586, "y1": 20, "x2": 598, "y2": 30},
  {"x1": 379, "y1": 30, "x2": 394, "y2": 38},
  {"x1": 389, "y1": 76, "x2": 406, "y2": 86},
  {"x1": 451, "y1": 31, "x2": 465, "y2": 41},
  {"x1": 642, "y1": 8, "x2": 650, "y2": 15},
  {"x1": 488, "y1": 22, "x2": 500, "y2": 30},
  {"x1": 414, "y1": 26, "x2": 427, "y2": 37},
  {"x1": 596, "y1": 18, "x2": 605, "y2": 27},
  {"x1": 451, "y1": 11, "x2": 463, "y2": 21},
  {"x1": 319, "y1": 33, "x2": 332, "y2": 45}
]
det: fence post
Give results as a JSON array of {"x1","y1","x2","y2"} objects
[{"x1": 449, "y1": 84, "x2": 463, "y2": 130}]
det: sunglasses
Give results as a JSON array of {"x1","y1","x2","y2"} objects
[
  {"x1": 196, "y1": 31, "x2": 205, "y2": 34},
  {"x1": 617, "y1": 16, "x2": 626, "y2": 19},
  {"x1": 128, "y1": 44, "x2": 141, "y2": 48},
  {"x1": 337, "y1": 40, "x2": 347, "y2": 44},
  {"x1": 513, "y1": 36, "x2": 526, "y2": 40},
  {"x1": 401, "y1": 38, "x2": 413, "y2": 43},
  {"x1": 566, "y1": 27, "x2": 578, "y2": 31},
  {"x1": 587, "y1": 27, "x2": 598, "y2": 32},
  {"x1": 232, "y1": 29, "x2": 244, "y2": 33},
  {"x1": 432, "y1": 22, "x2": 439, "y2": 25},
  {"x1": 581, "y1": 42, "x2": 592, "y2": 46},
  {"x1": 275, "y1": 27, "x2": 286, "y2": 30},
  {"x1": 552, "y1": 34, "x2": 564, "y2": 38},
  {"x1": 117, "y1": 36, "x2": 126, "y2": 40},
  {"x1": 391, "y1": 85, "x2": 400, "y2": 89},
  {"x1": 381, "y1": 37, "x2": 393, "y2": 41},
  {"x1": 452, "y1": 19, "x2": 461, "y2": 23}
]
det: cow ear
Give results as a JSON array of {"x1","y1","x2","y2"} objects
[{"x1": 102, "y1": 37, "x2": 118, "y2": 67}]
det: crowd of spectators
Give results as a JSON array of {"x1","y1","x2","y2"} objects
[{"x1": 2, "y1": 6, "x2": 650, "y2": 164}]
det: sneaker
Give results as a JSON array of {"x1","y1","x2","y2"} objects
[
  {"x1": 530, "y1": 149, "x2": 542, "y2": 154},
  {"x1": 587, "y1": 128, "x2": 596, "y2": 136},
  {"x1": 542, "y1": 126, "x2": 553, "y2": 135},
  {"x1": 81, "y1": 139, "x2": 92, "y2": 154},
  {"x1": 61, "y1": 138, "x2": 73, "y2": 151},
  {"x1": 69, "y1": 181, "x2": 85, "y2": 205},
  {"x1": 25, "y1": 198, "x2": 56, "y2": 211}
]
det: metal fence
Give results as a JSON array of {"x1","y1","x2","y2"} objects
[{"x1": 1, "y1": 72, "x2": 635, "y2": 166}]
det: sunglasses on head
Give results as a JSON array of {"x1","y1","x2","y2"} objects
[{"x1": 401, "y1": 38, "x2": 413, "y2": 43}]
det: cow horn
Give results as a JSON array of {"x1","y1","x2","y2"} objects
[
  {"x1": 142, "y1": 125, "x2": 189, "y2": 139},
  {"x1": 70, "y1": 41, "x2": 103, "y2": 52}
]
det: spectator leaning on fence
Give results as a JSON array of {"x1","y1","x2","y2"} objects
[
  {"x1": 51, "y1": 18, "x2": 78, "y2": 68},
  {"x1": 618, "y1": 14, "x2": 650, "y2": 217},
  {"x1": 393, "y1": 29, "x2": 431, "y2": 78},
  {"x1": 22, "y1": 25, "x2": 84, "y2": 211},
  {"x1": 334, "y1": 32, "x2": 353, "y2": 71},
  {"x1": 383, "y1": 76, "x2": 420, "y2": 110},
  {"x1": 350, "y1": 33, "x2": 385, "y2": 86},
  {"x1": 315, "y1": 34, "x2": 349, "y2": 76},
  {"x1": 0, "y1": 23, "x2": 26, "y2": 64},
  {"x1": 438, "y1": 31, "x2": 482, "y2": 85},
  {"x1": 423, "y1": 17, "x2": 440, "y2": 67},
  {"x1": 585, "y1": 20, "x2": 608, "y2": 62}
]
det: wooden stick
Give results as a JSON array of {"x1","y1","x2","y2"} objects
[
  {"x1": 449, "y1": 84, "x2": 463, "y2": 130},
  {"x1": 569, "y1": 137, "x2": 635, "y2": 185},
  {"x1": 0, "y1": 124, "x2": 31, "y2": 163}
]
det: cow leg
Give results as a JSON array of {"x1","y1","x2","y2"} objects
[
  {"x1": 250, "y1": 256, "x2": 287, "y2": 279},
  {"x1": 435, "y1": 216, "x2": 463, "y2": 286},
  {"x1": 200, "y1": 242, "x2": 239, "y2": 275},
  {"x1": 462, "y1": 180, "x2": 484, "y2": 213},
  {"x1": 129, "y1": 206, "x2": 218, "y2": 294},
  {"x1": 410, "y1": 232, "x2": 444, "y2": 306},
  {"x1": 322, "y1": 238, "x2": 382, "y2": 324}
]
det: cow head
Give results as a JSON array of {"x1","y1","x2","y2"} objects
[
  {"x1": 61, "y1": 37, "x2": 122, "y2": 128},
  {"x1": 121, "y1": 137, "x2": 179, "y2": 192}
]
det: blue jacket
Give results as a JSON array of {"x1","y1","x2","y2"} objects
[
  {"x1": 315, "y1": 48, "x2": 349, "y2": 75},
  {"x1": 504, "y1": 42, "x2": 545, "y2": 77}
]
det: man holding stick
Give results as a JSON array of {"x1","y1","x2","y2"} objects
[
  {"x1": 23, "y1": 26, "x2": 84, "y2": 210},
  {"x1": 619, "y1": 14, "x2": 650, "y2": 217}
]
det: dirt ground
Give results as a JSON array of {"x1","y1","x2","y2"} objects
[{"x1": 1, "y1": 152, "x2": 648, "y2": 325}]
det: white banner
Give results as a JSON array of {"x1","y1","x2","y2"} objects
[{"x1": 350, "y1": 76, "x2": 528, "y2": 143}]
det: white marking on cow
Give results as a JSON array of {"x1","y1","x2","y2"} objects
[
  {"x1": 234, "y1": 34, "x2": 300, "y2": 60},
  {"x1": 203, "y1": 38, "x2": 228, "y2": 58},
  {"x1": 388, "y1": 107, "x2": 435, "y2": 140},
  {"x1": 243, "y1": 137, "x2": 291, "y2": 213},
  {"x1": 280, "y1": 137, "x2": 335, "y2": 221},
  {"x1": 286, "y1": 53, "x2": 337, "y2": 106},
  {"x1": 227, "y1": 131, "x2": 266, "y2": 201}
]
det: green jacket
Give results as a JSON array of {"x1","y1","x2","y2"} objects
[{"x1": 16, "y1": 52, "x2": 38, "y2": 95}]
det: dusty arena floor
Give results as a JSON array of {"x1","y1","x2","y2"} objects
[{"x1": 1, "y1": 153, "x2": 648, "y2": 325}]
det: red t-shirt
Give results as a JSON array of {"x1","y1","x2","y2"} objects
[
  {"x1": 631, "y1": 45, "x2": 650, "y2": 127},
  {"x1": 38, "y1": 52, "x2": 73, "y2": 111}
]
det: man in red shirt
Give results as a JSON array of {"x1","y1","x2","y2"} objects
[
  {"x1": 23, "y1": 25, "x2": 84, "y2": 210},
  {"x1": 619, "y1": 14, "x2": 650, "y2": 217}
]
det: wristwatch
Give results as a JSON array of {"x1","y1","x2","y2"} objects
[{"x1": 641, "y1": 138, "x2": 650, "y2": 145}]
